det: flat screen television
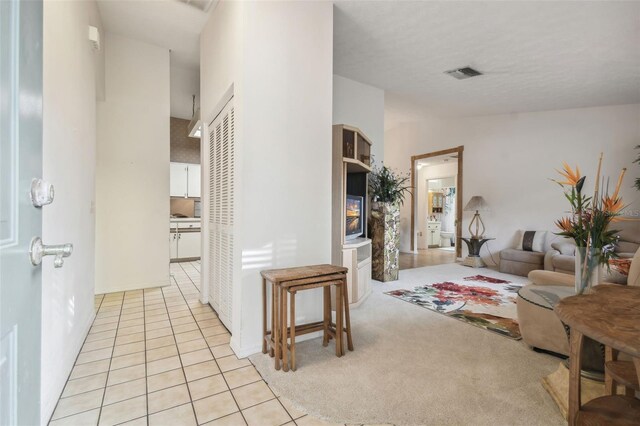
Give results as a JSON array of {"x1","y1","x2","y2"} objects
[{"x1": 345, "y1": 195, "x2": 364, "y2": 240}]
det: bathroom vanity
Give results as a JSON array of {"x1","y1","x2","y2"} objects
[{"x1": 426, "y1": 221, "x2": 441, "y2": 247}]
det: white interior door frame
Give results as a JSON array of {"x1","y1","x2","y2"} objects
[{"x1": 200, "y1": 120, "x2": 210, "y2": 305}]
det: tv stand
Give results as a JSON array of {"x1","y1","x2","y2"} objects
[{"x1": 332, "y1": 125, "x2": 373, "y2": 306}]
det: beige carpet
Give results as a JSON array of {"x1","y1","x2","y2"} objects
[{"x1": 250, "y1": 263, "x2": 565, "y2": 426}]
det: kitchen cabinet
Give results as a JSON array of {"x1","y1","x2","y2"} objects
[
  {"x1": 170, "y1": 219, "x2": 201, "y2": 261},
  {"x1": 170, "y1": 233, "x2": 178, "y2": 259},
  {"x1": 170, "y1": 163, "x2": 188, "y2": 197},
  {"x1": 187, "y1": 164, "x2": 201, "y2": 198},
  {"x1": 170, "y1": 162, "x2": 201, "y2": 198},
  {"x1": 178, "y1": 231, "x2": 200, "y2": 259}
]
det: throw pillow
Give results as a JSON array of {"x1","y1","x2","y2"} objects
[
  {"x1": 517, "y1": 230, "x2": 546, "y2": 253},
  {"x1": 608, "y1": 258, "x2": 631, "y2": 277}
]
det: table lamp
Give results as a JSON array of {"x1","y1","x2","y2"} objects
[{"x1": 463, "y1": 196, "x2": 489, "y2": 239}]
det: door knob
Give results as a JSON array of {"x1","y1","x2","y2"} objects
[{"x1": 29, "y1": 237, "x2": 73, "y2": 268}]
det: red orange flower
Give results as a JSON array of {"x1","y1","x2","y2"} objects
[
  {"x1": 555, "y1": 217, "x2": 574, "y2": 233},
  {"x1": 555, "y1": 162, "x2": 582, "y2": 187}
]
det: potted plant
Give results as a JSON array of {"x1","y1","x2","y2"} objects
[
  {"x1": 552, "y1": 155, "x2": 627, "y2": 294},
  {"x1": 369, "y1": 165, "x2": 411, "y2": 282}
]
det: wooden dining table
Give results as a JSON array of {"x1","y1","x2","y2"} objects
[{"x1": 555, "y1": 284, "x2": 640, "y2": 425}]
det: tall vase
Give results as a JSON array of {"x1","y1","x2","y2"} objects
[
  {"x1": 370, "y1": 201, "x2": 400, "y2": 282},
  {"x1": 575, "y1": 246, "x2": 602, "y2": 295}
]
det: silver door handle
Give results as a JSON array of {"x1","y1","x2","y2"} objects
[{"x1": 29, "y1": 237, "x2": 73, "y2": 268}]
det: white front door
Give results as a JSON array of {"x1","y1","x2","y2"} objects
[{"x1": 0, "y1": 0, "x2": 43, "y2": 424}]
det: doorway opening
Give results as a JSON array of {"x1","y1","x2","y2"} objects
[{"x1": 406, "y1": 146, "x2": 464, "y2": 268}]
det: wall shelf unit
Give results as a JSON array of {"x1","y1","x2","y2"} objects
[{"x1": 332, "y1": 125, "x2": 373, "y2": 307}]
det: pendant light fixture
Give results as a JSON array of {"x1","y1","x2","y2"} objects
[{"x1": 187, "y1": 94, "x2": 202, "y2": 138}]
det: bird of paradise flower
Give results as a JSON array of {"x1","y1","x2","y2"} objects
[{"x1": 551, "y1": 154, "x2": 628, "y2": 293}]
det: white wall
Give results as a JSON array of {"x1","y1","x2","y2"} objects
[
  {"x1": 416, "y1": 163, "x2": 457, "y2": 250},
  {"x1": 201, "y1": 1, "x2": 333, "y2": 357},
  {"x1": 41, "y1": 0, "x2": 104, "y2": 422},
  {"x1": 200, "y1": 0, "x2": 242, "y2": 124},
  {"x1": 333, "y1": 75, "x2": 385, "y2": 163},
  {"x1": 96, "y1": 33, "x2": 170, "y2": 293},
  {"x1": 171, "y1": 63, "x2": 200, "y2": 120},
  {"x1": 386, "y1": 104, "x2": 640, "y2": 259}
]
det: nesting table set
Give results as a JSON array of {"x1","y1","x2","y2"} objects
[
  {"x1": 555, "y1": 285, "x2": 640, "y2": 425},
  {"x1": 261, "y1": 264, "x2": 354, "y2": 371}
]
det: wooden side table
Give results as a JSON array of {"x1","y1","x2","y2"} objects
[
  {"x1": 555, "y1": 285, "x2": 640, "y2": 425},
  {"x1": 261, "y1": 264, "x2": 353, "y2": 371}
]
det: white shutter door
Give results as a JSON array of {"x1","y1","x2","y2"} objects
[{"x1": 208, "y1": 99, "x2": 235, "y2": 330}]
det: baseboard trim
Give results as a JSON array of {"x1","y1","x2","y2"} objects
[
  {"x1": 42, "y1": 310, "x2": 96, "y2": 424},
  {"x1": 95, "y1": 278, "x2": 171, "y2": 295},
  {"x1": 349, "y1": 288, "x2": 371, "y2": 309},
  {"x1": 232, "y1": 331, "x2": 323, "y2": 359}
]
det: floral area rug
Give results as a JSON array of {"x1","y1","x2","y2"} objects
[{"x1": 385, "y1": 275, "x2": 523, "y2": 339}]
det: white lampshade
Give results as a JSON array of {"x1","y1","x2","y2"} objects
[{"x1": 463, "y1": 196, "x2": 490, "y2": 212}]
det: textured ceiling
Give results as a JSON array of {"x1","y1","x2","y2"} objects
[
  {"x1": 334, "y1": 1, "x2": 640, "y2": 121},
  {"x1": 97, "y1": 0, "x2": 215, "y2": 69}
]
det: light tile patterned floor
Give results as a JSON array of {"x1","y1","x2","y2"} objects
[{"x1": 49, "y1": 262, "x2": 368, "y2": 426}]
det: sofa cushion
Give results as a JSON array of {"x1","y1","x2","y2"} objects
[
  {"x1": 551, "y1": 254, "x2": 575, "y2": 273},
  {"x1": 528, "y1": 269, "x2": 575, "y2": 287},
  {"x1": 613, "y1": 219, "x2": 640, "y2": 255},
  {"x1": 616, "y1": 241, "x2": 638, "y2": 255},
  {"x1": 499, "y1": 259, "x2": 539, "y2": 277},
  {"x1": 500, "y1": 248, "x2": 545, "y2": 264},
  {"x1": 551, "y1": 241, "x2": 576, "y2": 256}
]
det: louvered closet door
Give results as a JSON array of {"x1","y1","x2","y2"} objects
[{"x1": 208, "y1": 99, "x2": 235, "y2": 330}]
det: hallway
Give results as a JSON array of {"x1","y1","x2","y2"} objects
[
  {"x1": 398, "y1": 249, "x2": 457, "y2": 270},
  {"x1": 48, "y1": 262, "x2": 338, "y2": 426}
]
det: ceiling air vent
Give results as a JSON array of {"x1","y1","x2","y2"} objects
[{"x1": 444, "y1": 67, "x2": 483, "y2": 80}]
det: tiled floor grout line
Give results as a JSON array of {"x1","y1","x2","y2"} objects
[
  {"x1": 176, "y1": 261, "x2": 292, "y2": 426},
  {"x1": 180, "y1": 261, "x2": 305, "y2": 425},
  {"x1": 175, "y1": 262, "x2": 252, "y2": 425},
  {"x1": 160, "y1": 274, "x2": 200, "y2": 424},
  {"x1": 172, "y1": 265, "x2": 227, "y2": 424},
  {"x1": 56, "y1": 350, "x2": 259, "y2": 404},
  {"x1": 54, "y1": 261, "x2": 330, "y2": 426},
  {"x1": 142, "y1": 289, "x2": 150, "y2": 426},
  {"x1": 96, "y1": 294, "x2": 125, "y2": 425},
  {"x1": 47, "y1": 294, "x2": 111, "y2": 424}
]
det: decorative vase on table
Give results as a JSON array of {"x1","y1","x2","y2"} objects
[
  {"x1": 371, "y1": 201, "x2": 400, "y2": 282},
  {"x1": 574, "y1": 247, "x2": 602, "y2": 295},
  {"x1": 551, "y1": 156, "x2": 627, "y2": 296}
]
